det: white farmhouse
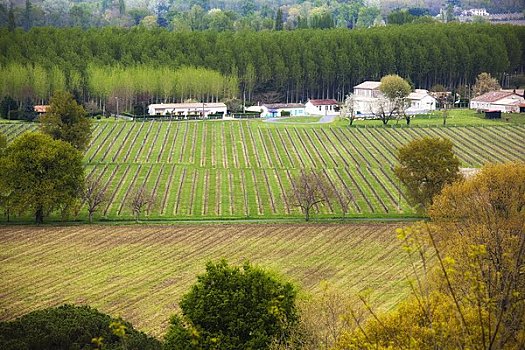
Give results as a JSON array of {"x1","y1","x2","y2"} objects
[
  {"x1": 353, "y1": 81, "x2": 437, "y2": 116},
  {"x1": 246, "y1": 103, "x2": 305, "y2": 118},
  {"x1": 148, "y1": 102, "x2": 227, "y2": 118},
  {"x1": 470, "y1": 91, "x2": 525, "y2": 113},
  {"x1": 304, "y1": 99, "x2": 339, "y2": 116},
  {"x1": 406, "y1": 89, "x2": 437, "y2": 114},
  {"x1": 352, "y1": 81, "x2": 382, "y2": 116}
]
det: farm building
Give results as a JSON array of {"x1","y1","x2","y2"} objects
[
  {"x1": 406, "y1": 89, "x2": 437, "y2": 113},
  {"x1": 353, "y1": 81, "x2": 382, "y2": 116},
  {"x1": 353, "y1": 81, "x2": 435, "y2": 116},
  {"x1": 34, "y1": 105, "x2": 50, "y2": 116},
  {"x1": 246, "y1": 103, "x2": 305, "y2": 118},
  {"x1": 470, "y1": 91, "x2": 525, "y2": 113},
  {"x1": 147, "y1": 103, "x2": 227, "y2": 118},
  {"x1": 305, "y1": 99, "x2": 339, "y2": 116}
]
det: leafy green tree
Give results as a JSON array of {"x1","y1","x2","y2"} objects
[
  {"x1": 7, "y1": 3, "x2": 15, "y2": 31},
  {"x1": 164, "y1": 260, "x2": 298, "y2": 349},
  {"x1": 0, "y1": 96, "x2": 18, "y2": 119},
  {"x1": 356, "y1": 6, "x2": 380, "y2": 28},
  {"x1": 0, "y1": 132, "x2": 84, "y2": 224},
  {"x1": 378, "y1": 74, "x2": 412, "y2": 125},
  {"x1": 39, "y1": 91, "x2": 92, "y2": 152},
  {"x1": 21, "y1": 97, "x2": 36, "y2": 121},
  {"x1": 387, "y1": 9, "x2": 415, "y2": 25},
  {"x1": 23, "y1": 0, "x2": 33, "y2": 30},
  {"x1": 0, "y1": 304, "x2": 160, "y2": 349},
  {"x1": 274, "y1": 8, "x2": 283, "y2": 30},
  {"x1": 394, "y1": 137, "x2": 461, "y2": 212}
]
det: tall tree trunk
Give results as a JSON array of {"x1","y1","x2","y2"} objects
[{"x1": 35, "y1": 206, "x2": 44, "y2": 224}]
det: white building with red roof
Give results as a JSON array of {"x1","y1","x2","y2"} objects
[
  {"x1": 305, "y1": 99, "x2": 339, "y2": 116},
  {"x1": 470, "y1": 91, "x2": 524, "y2": 113},
  {"x1": 246, "y1": 103, "x2": 305, "y2": 118}
]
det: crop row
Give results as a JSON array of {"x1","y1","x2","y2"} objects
[
  {"x1": 1, "y1": 121, "x2": 525, "y2": 220},
  {"x1": 0, "y1": 223, "x2": 412, "y2": 336},
  {"x1": 82, "y1": 121, "x2": 525, "y2": 170}
]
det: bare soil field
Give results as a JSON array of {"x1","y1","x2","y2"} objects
[{"x1": 0, "y1": 223, "x2": 413, "y2": 337}]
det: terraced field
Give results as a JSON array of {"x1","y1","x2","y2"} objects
[
  {"x1": 1, "y1": 120, "x2": 525, "y2": 221},
  {"x1": 0, "y1": 223, "x2": 412, "y2": 337}
]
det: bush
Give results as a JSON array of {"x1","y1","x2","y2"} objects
[
  {"x1": 0, "y1": 304, "x2": 161, "y2": 350},
  {"x1": 164, "y1": 260, "x2": 298, "y2": 350}
]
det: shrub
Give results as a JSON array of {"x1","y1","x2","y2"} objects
[
  {"x1": 0, "y1": 304, "x2": 161, "y2": 350},
  {"x1": 164, "y1": 260, "x2": 298, "y2": 350}
]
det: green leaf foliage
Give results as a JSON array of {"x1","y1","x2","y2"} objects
[
  {"x1": 379, "y1": 74, "x2": 412, "y2": 100},
  {"x1": 394, "y1": 136, "x2": 461, "y2": 212},
  {"x1": 40, "y1": 91, "x2": 92, "y2": 152},
  {"x1": 0, "y1": 132, "x2": 84, "y2": 223},
  {"x1": 0, "y1": 24, "x2": 522, "y2": 105},
  {"x1": 164, "y1": 260, "x2": 298, "y2": 349},
  {"x1": 0, "y1": 304, "x2": 161, "y2": 350}
]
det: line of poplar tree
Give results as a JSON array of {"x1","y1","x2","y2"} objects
[{"x1": 0, "y1": 23, "x2": 522, "y2": 106}]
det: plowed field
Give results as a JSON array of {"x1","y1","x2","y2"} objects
[{"x1": 0, "y1": 223, "x2": 412, "y2": 336}]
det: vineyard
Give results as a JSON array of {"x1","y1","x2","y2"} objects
[
  {"x1": 1, "y1": 119, "x2": 525, "y2": 221},
  {"x1": 0, "y1": 223, "x2": 413, "y2": 337}
]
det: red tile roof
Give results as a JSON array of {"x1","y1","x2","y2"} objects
[
  {"x1": 471, "y1": 91, "x2": 514, "y2": 103},
  {"x1": 34, "y1": 105, "x2": 49, "y2": 113},
  {"x1": 308, "y1": 99, "x2": 338, "y2": 106}
]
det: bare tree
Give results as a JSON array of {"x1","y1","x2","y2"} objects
[
  {"x1": 370, "y1": 75, "x2": 412, "y2": 125},
  {"x1": 129, "y1": 185, "x2": 155, "y2": 222},
  {"x1": 82, "y1": 178, "x2": 107, "y2": 224},
  {"x1": 288, "y1": 171, "x2": 333, "y2": 222},
  {"x1": 340, "y1": 93, "x2": 357, "y2": 126}
]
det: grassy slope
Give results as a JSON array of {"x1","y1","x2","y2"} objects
[
  {"x1": 1, "y1": 109, "x2": 524, "y2": 222},
  {"x1": 0, "y1": 223, "x2": 412, "y2": 337}
]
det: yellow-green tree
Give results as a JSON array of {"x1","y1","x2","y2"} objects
[
  {"x1": 394, "y1": 137, "x2": 461, "y2": 212},
  {"x1": 335, "y1": 162, "x2": 525, "y2": 349}
]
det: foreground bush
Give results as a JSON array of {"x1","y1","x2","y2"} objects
[
  {"x1": 0, "y1": 304, "x2": 161, "y2": 350},
  {"x1": 164, "y1": 260, "x2": 298, "y2": 349}
]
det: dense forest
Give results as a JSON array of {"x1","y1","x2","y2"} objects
[
  {"x1": 1, "y1": 0, "x2": 523, "y2": 31},
  {"x1": 0, "y1": 24, "x2": 523, "y2": 112}
]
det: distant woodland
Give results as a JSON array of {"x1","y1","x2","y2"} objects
[
  {"x1": 0, "y1": 0, "x2": 523, "y2": 32},
  {"x1": 0, "y1": 24, "x2": 523, "y2": 110}
]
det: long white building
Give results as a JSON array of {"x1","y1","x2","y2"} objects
[{"x1": 148, "y1": 103, "x2": 227, "y2": 118}]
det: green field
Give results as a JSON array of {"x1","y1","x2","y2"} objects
[
  {"x1": 1, "y1": 113, "x2": 525, "y2": 222},
  {"x1": 0, "y1": 223, "x2": 412, "y2": 337}
]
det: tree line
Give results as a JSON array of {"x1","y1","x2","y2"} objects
[
  {"x1": 0, "y1": 63, "x2": 238, "y2": 117},
  {"x1": 0, "y1": 24, "x2": 522, "y2": 107}
]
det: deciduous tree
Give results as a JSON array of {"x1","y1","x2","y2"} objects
[
  {"x1": 164, "y1": 260, "x2": 298, "y2": 350},
  {"x1": 378, "y1": 74, "x2": 412, "y2": 125},
  {"x1": 394, "y1": 137, "x2": 461, "y2": 212},
  {"x1": 0, "y1": 132, "x2": 84, "y2": 224},
  {"x1": 0, "y1": 304, "x2": 160, "y2": 349},
  {"x1": 129, "y1": 185, "x2": 155, "y2": 222},
  {"x1": 340, "y1": 93, "x2": 356, "y2": 126},
  {"x1": 473, "y1": 72, "x2": 501, "y2": 96},
  {"x1": 335, "y1": 163, "x2": 525, "y2": 349},
  {"x1": 82, "y1": 178, "x2": 107, "y2": 224},
  {"x1": 288, "y1": 171, "x2": 333, "y2": 221},
  {"x1": 39, "y1": 91, "x2": 92, "y2": 152}
]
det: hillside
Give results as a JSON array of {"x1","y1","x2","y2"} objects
[{"x1": 1, "y1": 117, "x2": 524, "y2": 222}]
